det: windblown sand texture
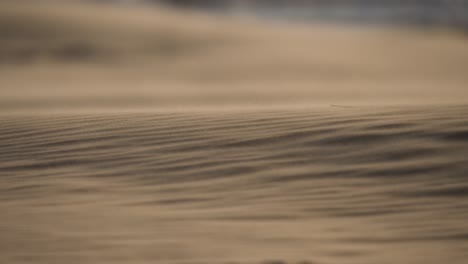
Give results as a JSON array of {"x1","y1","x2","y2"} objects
[{"x1": 1, "y1": 2, "x2": 468, "y2": 264}]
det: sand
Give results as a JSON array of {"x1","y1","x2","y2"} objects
[
  {"x1": 1, "y1": 1, "x2": 468, "y2": 111},
  {"x1": 1, "y1": 2, "x2": 468, "y2": 264},
  {"x1": 2, "y1": 107, "x2": 468, "y2": 264}
]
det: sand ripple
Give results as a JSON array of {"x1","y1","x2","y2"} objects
[{"x1": 1, "y1": 106, "x2": 468, "y2": 264}]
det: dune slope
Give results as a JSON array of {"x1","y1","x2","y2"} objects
[
  {"x1": 2, "y1": 106, "x2": 468, "y2": 264},
  {"x1": 1, "y1": 1, "x2": 468, "y2": 110}
]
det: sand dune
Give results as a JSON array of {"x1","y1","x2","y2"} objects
[
  {"x1": 1, "y1": 106, "x2": 468, "y2": 264},
  {"x1": 1, "y1": 2, "x2": 468, "y2": 264},
  {"x1": 1, "y1": 1, "x2": 468, "y2": 111}
]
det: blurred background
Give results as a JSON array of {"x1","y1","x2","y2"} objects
[
  {"x1": 151, "y1": 0, "x2": 468, "y2": 29},
  {"x1": 1, "y1": 0, "x2": 468, "y2": 111}
]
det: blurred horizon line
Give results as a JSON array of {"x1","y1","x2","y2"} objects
[{"x1": 15, "y1": 0, "x2": 467, "y2": 29}]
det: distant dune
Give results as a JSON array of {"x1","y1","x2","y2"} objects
[{"x1": 1, "y1": 1, "x2": 468, "y2": 112}]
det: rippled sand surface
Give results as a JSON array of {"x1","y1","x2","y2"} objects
[
  {"x1": 2, "y1": 106, "x2": 468, "y2": 264},
  {"x1": 2, "y1": 2, "x2": 468, "y2": 263}
]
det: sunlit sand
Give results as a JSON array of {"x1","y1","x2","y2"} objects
[{"x1": 1, "y1": 2, "x2": 468, "y2": 264}]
